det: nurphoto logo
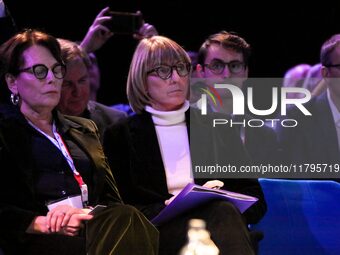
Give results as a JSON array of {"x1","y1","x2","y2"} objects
[{"x1": 195, "y1": 81, "x2": 312, "y2": 128}]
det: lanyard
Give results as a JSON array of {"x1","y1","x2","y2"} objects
[{"x1": 27, "y1": 119, "x2": 88, "y2": 207}]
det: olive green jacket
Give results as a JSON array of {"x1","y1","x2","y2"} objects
[{"x1": 0, "y1": 105, "x2": 122, "y2": 249}]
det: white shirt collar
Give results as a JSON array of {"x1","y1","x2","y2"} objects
[{"x1": 327, "y1": 89, "x2": 340, "y2": 126}]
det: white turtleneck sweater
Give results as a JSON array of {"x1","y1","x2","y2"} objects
[{"x1": 145, "y1": 101, "x2": 193, "y2": 196}]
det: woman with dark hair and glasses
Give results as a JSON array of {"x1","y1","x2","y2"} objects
[
  {"x1": 0, "y1": 29, "x2": 158, "y2": 255},
  {"x1": 104, "y1": 35, "x2": 266, "y2": 255}
]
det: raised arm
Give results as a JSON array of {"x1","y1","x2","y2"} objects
[{"x1": 80, "y1": 7, "x2": 113, "y2": 53}]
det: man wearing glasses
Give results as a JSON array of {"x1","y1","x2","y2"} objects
[
  {"x1": 196, "y1": 31, "x2": 249, "y2": 109},
  {"x1": 278, "y1": 34, "x2": 340, "y2": 165},
  {"x1": 194, "y1": 31, "x2": 278, "y2": 165},
  {"x1": 190, "y1": 31, "x2": 279, "y2": 253}
]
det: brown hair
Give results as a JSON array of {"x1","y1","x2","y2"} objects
[
  {"x1": 320, "y1": 34, "x2": 340, "y2": 66},
  {"x1": 197, "y1": 31, "x2": 251, "y2": 67},
  {"x1": 0, "y1": 29, "x2": 63, "y2": 103}
]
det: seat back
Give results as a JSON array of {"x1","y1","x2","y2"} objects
[{"x1": 252, "y1": 179, "x2": 340, "y2": 255}]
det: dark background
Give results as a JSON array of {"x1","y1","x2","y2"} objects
[{"x1": 5, "y1": 0, "x2": 340, "y2": 106}]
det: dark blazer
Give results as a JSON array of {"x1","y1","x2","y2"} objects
[
  {"x1": 196, "y1": 103, "x2": 279, "y2": 164},
  {"x1": 277, "y1": 92, "x2": 340, "y2": 164},
  {"x1": 104, "y1": 108, "x2": 267, "y2": 224},
  {"x1": 0, "y1": 105, "x2": 121, "y2": 252},
  {"x1": 235, "y1": 115, "x2": 279, "y2": 164},
  {"x1": 85, "y1": 100, "x2": 127, "y2": 143}
]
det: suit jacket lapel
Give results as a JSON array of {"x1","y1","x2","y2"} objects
[{"x1": 58, "y1": 113, "x2": 121, "y2": 204}]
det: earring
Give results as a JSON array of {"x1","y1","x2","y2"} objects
[{"x1": 10, "y1": 93, "x2": 20, "y2": 105}]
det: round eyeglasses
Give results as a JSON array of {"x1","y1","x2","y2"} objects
[
  {"x1": 147, "y1": 63, "x2": 191, "y2": 80},
  {"x1": 18, "y1": 63, "x2": 66, "y2": 80},
  {"x1": 325, "y1": 63, "x2": 340, "y2": 69},
  {"x1": 204, "y1": 59, "x2": 245, "y2": 75}
]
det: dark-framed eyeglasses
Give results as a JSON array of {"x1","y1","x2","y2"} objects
[
  {"x1": 204, "y1": 59, "x2": 245, "y2": 75},
  {"x1": 147, "y1": 63, "x2": 191, "y2": 80},
  {"x1": 324, "y1": 63, "x2": 340, "y2": 69},
  {"x1": 18, "y1": 63, "x2": 66, "y2": 80}
]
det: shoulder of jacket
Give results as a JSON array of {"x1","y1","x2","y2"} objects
[{"x1": 63, "y1": 115, "x2": 98, "y2": 134}]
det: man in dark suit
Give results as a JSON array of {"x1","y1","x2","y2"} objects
[
  {"x1": 195, "y1": 31, "x2": 279, "y2": 164},
  {"x1": 57, "y1": 38, "x2": 126, "y2": 142},
  {"x1": 277, "y1": 93, "x2": 339, "y2": 164},
  {"x1": 277, "y1": 34, "x2": 340, "y2": 167}
]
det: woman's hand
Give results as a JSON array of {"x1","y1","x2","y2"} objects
[
  {"x1": 202, "y1": 180, "x2": 224, "y2": 189},
  {"x1": 164, "y1": 195, "x2": 176, "y2": 206},
  {"x1": 164, "y1": 180, "x2": 224, "y2": 206},
  {"x1": 46, "y1": 205, "x2": 92, "y2": 233},
  {"x1": 26, "y1": 216, "x2": 50, "y2": 234},
  {"x1": 59, "y1": 213, "x2": 93, "y2": 236}
]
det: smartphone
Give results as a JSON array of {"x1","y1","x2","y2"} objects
[{"x1": 105, "y1": 11, "x2": 143, "y2": 35}]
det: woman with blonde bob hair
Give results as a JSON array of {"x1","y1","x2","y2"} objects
[
  {"x1": 127, "y1": 35, "x2": 191, "y2": 113},
  {"x1": 104, "y1": 35, "x2": 265, "y2": 255}
]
